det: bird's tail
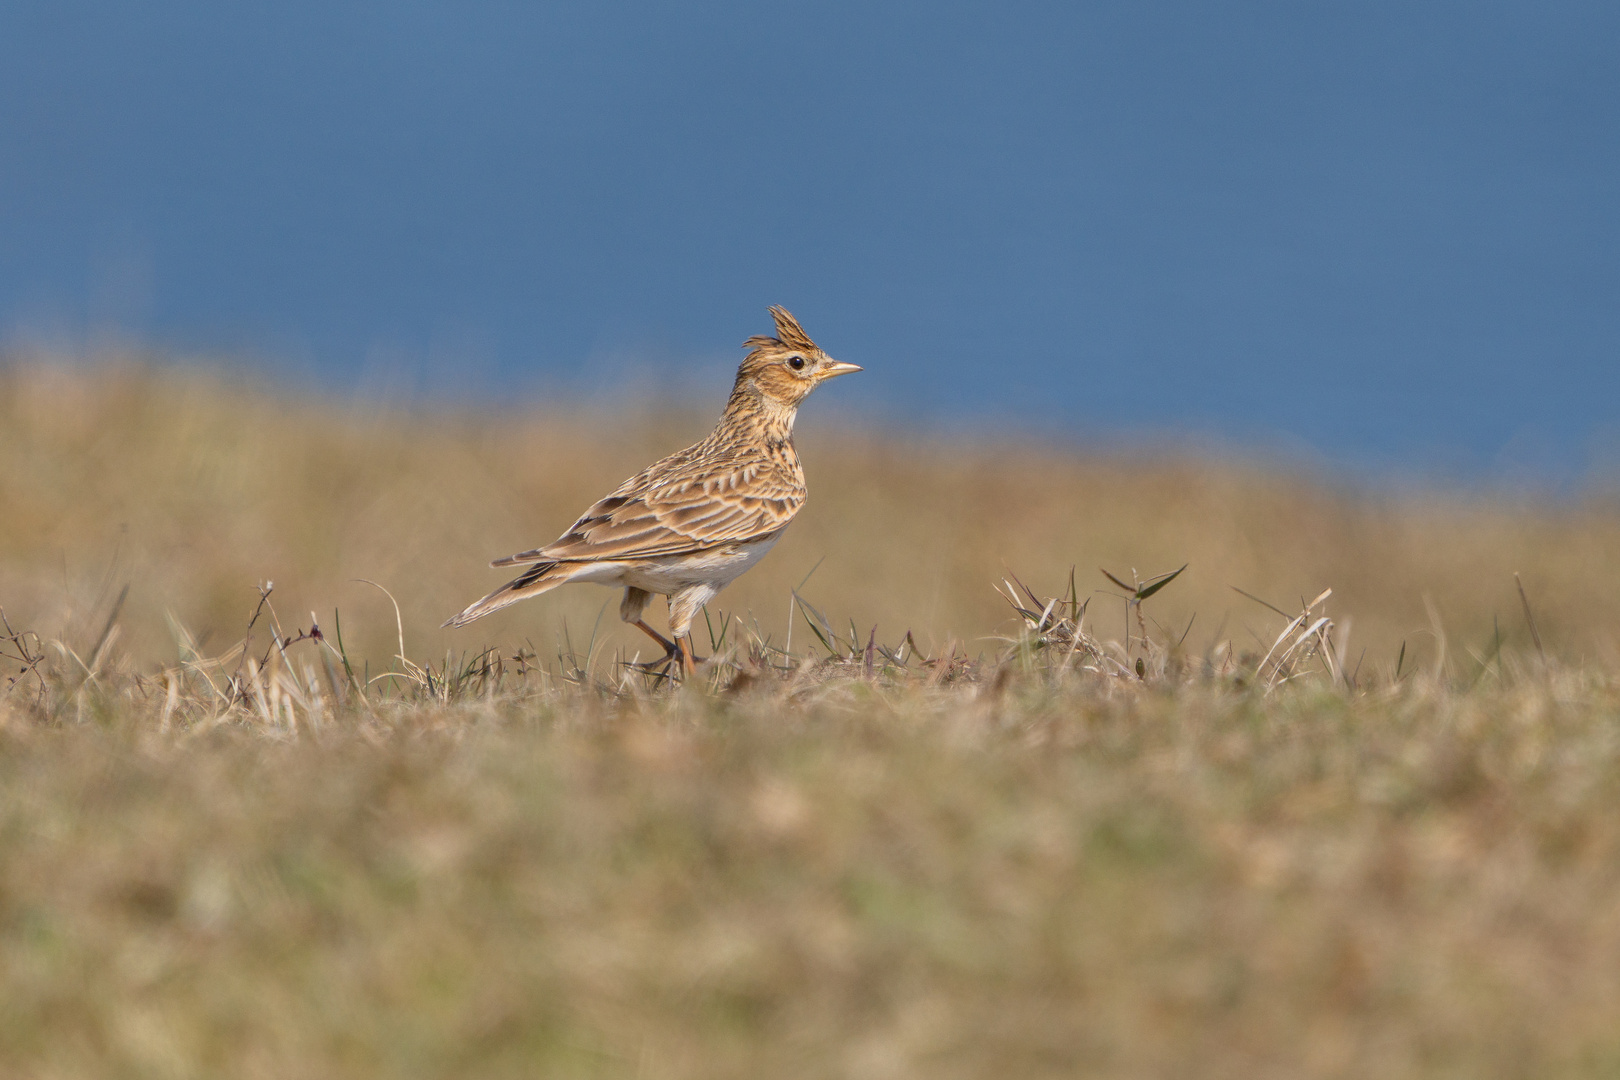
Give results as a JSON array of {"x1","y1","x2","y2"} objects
[{"x1": 443, "y1": 560, "x2": 569, "y2": 627}]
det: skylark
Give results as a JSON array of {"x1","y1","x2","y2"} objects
[{"x1": 444, "y1": 306, "x2": 860, "y2": 676}]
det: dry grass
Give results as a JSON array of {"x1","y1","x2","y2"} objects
[{"x1": 5, "y1": 357, "x2": 1620, "y2": 1078}]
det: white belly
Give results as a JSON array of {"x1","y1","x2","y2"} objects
[{"x1": 567, "y1": 535, "x2": 782, "y2": 595}]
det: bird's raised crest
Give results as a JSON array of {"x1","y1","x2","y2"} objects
[{"x1": 745, "y1": 305, "x2": 819, "y2": 354}]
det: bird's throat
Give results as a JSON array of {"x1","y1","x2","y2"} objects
[{"x1": 720, "y1": 385, "x2": 798, "y2": 448}]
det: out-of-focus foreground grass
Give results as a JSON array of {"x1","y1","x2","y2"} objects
[
  {"x1": 5, "y1": 676, "x2": 1620, "y2": 1079},
  {"x1": 5, "y1": 359, "x2": 1620, "y2": 1079}
]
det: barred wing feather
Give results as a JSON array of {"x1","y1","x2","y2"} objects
[{"x1": 492, "y1": 460, "x2": 803, "y2": 567}]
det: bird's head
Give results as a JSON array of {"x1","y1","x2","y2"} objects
[{"x1": 734, "y1": 306, "x2": 861, "y2": 409}]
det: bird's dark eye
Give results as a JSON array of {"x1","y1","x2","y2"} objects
[{"x1": 788, "y1": 356, "x2": 805, "y2": 370}]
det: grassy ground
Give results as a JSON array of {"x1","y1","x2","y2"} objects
[
  {"x1": 5, "y1": 667, "x2": 1620, "y2": 1079},
  {"x1": 4, "y1": 359, "x2": 1620, "y2": 1078}
]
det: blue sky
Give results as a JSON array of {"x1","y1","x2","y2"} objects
[{"x1": 3, "y1": 1, "x2": 1617, "y2": 476}]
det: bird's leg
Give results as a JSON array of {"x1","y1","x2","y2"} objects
[
  {"x1": 632, "y1": 619, "x2": 677, "y2": 658},
  {"x1": 664, "y1": 588, "x2": 713, "y2": 680},
  {"x1": 676, "y1": 635, "x2": 699, "y2": 678}
]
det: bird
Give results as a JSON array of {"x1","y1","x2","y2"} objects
[{"x1": 444, "y1": 306, "x2": 860, "y2": 677}]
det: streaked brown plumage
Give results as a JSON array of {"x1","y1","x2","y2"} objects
[{"x1": 444, "y1": 306, "x2": 859, "y2": 675}]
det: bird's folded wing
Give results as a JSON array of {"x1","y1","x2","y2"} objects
[{"x1": 492, "y1": 466, "x2": 803, "y2": 566}]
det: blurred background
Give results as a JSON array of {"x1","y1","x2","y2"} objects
[{"x1": 3, "y1": 1, "x2": 1619, "y2": 668}]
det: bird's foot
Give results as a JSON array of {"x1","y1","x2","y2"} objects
[{"x1": 624, "y1": 624, "x2": 706, "y2": 681}]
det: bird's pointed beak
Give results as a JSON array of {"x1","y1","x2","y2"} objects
[{"x1": 818, "y1": 359, "x2": 863, "y2": 379}]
